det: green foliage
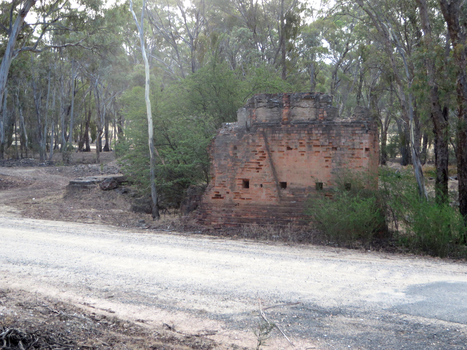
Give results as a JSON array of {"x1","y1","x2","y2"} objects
[
  {"x1": 253, "y1": 318, "x2": 275, "y2": 350},
  {"x1": 117, "y1": 55, "x2": 302, "y2": 207},
  {"x1": 307, "y1": 192, "x2": 386, "y2": 245},
  {"x1": 380, "y1": 168, "x2": 466, "y2": 258},
  {"x1": 386, "y1": 135, "x2": 400, "y2": 159},
  {"x1": 307, "y1": 167, "x2": 467, "y2": 258},
  {"x1": 406, "y1": 200, "x2": 465, "y2": 257},
  {"x1": 117, "y1": 59, "x2": 244, "y2": 207},
  {"x1": 306, "y1": 170, "x2": 385, "y2": 246}
]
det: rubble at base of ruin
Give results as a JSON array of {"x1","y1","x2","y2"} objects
[{"x1": 197, "y1": 92, "x2": 379, "y2": 227}]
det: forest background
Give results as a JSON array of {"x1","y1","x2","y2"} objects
[{"x1": 2, "y1": 0, "x2": 467, "y2": 256}]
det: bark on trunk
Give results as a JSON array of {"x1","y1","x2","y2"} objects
[
  {"x1": 280, "y1": 0, "x2": 286, "y2": 80},
  {"x1": 68, "y1": 61, "x2": 76, "y2": 151},
  {"x1": 356, "y1": 0, "x2": 426, "y2": 198},
  {"x1": 103, "y1": 115, "x2": 110, "y2": 151},
  {"x1": 418, "y1": 0, "x2": 450, "y2": 203},
  {"x1": 49, "y1": 82, "x2": 56, "y2": 161},
  {"x1": 381, "y1": 130, "x2": 388, "y2": 166},
  {"x1": 439, "y1": 0, "x2": 467, "y2": 220},
  {"x1": 82, "y1": 93, "x2": 91, "y2": 152},
  {"x1": 130, "y1": 0, "x2": 160, "y2": 220},
  {"x1": 60, "y1": 78, "x2": 66, "y2": 151},
  {"x1": 0, "y1": 88, "x2": 7, "y2": 160},
  {"x1": 396, "y1": 118, "x2": 410, "y2": 166},
  {"x1": 31, "y1": 59, "x2": 45, "y2": 162},
  {"x1": 0, "y1": 0, "x2": 36, "y2": 109}
]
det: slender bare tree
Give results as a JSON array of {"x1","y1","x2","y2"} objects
[{"x1": 130, "y1": 0, "x2": 160, "y2": 220}]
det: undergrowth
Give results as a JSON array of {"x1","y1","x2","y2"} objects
[
  {"x1": 306, "y1": 169, "x2": 386, "y2": 248},
  {"x1": 380, "y1": 167, "x2": 466, "y2": 258},
  {"x1": 305, "y1": 168, "x2": 467, "y2": 258}
]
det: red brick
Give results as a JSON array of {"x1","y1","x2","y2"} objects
[{"x1": 197, "y1": 93, "x2": 379, "y2": 226}]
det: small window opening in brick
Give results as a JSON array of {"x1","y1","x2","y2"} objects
[
  {"x1": 260, "y1": 184, "x2": 263, "y2": 188},
  {"x1": 280, "y1": 182, "x2": 287, "y2": 189},
  {"x1": 286, "y1": 146, "x2": 293, "y2": 151},
  {"x1": 344, "y1": 182, "x2": 351, "y2": 191},
  {"x1": 315, "y1": 182, "x2": 323, "y2": 190},
  {"x1": 242, "y1": 179, "x2": 250, "y2": 189},
  {"x1": 365, "y1": 147, "x2": 370, "y2": 152}
]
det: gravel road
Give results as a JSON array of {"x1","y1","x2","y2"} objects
[{"x1": 1, "y1": 212, "x2": 467, "y2": 349}]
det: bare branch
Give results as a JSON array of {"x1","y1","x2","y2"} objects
[
  {"x1": 258, "y1": 300, "x2": 295, "y2": 347},
  {"x1": 16, "y1": 38, "x2": 92, "y2": 55},
  {"x1": 8, "y1": 0, "x2": 17, "y2": 35}
]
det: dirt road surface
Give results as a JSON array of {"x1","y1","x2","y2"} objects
[
  {"x1": 1, "y1": 213, "x2": 467, "y2": 349},
  {"x1": 1, "y1": 163, "x2": 467, "y2": 349}
]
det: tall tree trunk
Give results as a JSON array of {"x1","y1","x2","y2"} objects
[
  {"x1": 420, "y1": 131, "x2": 429, "y2": 166},
  {"x1": 309, "y1": 62, "x2": 316, "y2": 92},
  {"x1": 356, "y1": 0, "x2": 426, "y2": 199},
  {"x1": 14, "y1": 118, "x2": 18, "y2": 159},
  {"x1": 117, "y1": 112, "x2": 124, "y2": 141},
  {"x1": 16, "y1": 90, "x2": 28, "y2": 157},
  {"x1": 84, "y1": 108, "x2": 91, "y2": 152},
  {"x1": 130, "y1": 0, "x2": 160, "y2": 220},
  {"x1": 439, "y1": 0, "x2": 467, "y2": 220},
  {"x1": 0, "y1": 88, "x2": 7, "y2": 159},
  {"x1": 49, "y1": 79, "x2": 56, "y2": 161},
  {"x1": 280, "y1": 0, "x2": 286, "y2": 80},
  {"x1": 417, "y1": 0, "x2": 449, "y2": 203},
  {"x1": 82, "y1": 92, "x2": 91, "y2": 152},
  {"x1": 60, "y1": 77, "x2": 66, "y2": 151},
  {"x1": 381, "y1": 128, "x2": 388, "y2": 166},
  {"x1": 43, "y1": 69, "x2": 52, "y2": 161},
  {"x1": 396, "y1": 118, "x2": 410, "y2": 166},
  {"x1": 94, "y1": 77, "x2": 106, "y2": 163},
  {"x1": 49, "y1": 123, "x2": 54, "y2": 160},
  {"x1": 68, "y1": 60, "x2": 76, "y2": 151},
  {"x1": 103, "y1": 113, "x2": 110, "y2": 151},
  {"x1": 0, "y1": 0, "x2": 36, "y2": 110},
  {"x1": 31, "y1": 55, "x2": 45, "y2": 162}
]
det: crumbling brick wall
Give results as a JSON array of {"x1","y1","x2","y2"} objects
[{"x1": 197, "y1": 93, "x2": 379, "y2": 227}]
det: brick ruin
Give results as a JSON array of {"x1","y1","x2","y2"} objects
[{"x1": 197, "y1": 92, "x2": 379, "y2": 227}]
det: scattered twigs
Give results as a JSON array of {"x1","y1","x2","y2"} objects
[
  {"x1": 42, "y1": 304, "x2": 60, "y2": 314},
  {"x1": 0, "y1": 327, "x2": 37, "y2": 350},
  {"x1": 263, "y1": 302, "x2": 301, "y2": 311},
  {"x1": 258, "y1": 299, "x2": 295, "y2": 348},
  {"x1": 163, "y1": 323, "x2": 218, "y2": 338}
]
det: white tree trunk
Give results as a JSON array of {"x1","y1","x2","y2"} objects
[
  {"x1": 0, "y1": 0, "x2": 36, "y2": 109},
  {"x1": 69, "y1": 60, "x2": 76, "y2": 151},
  {"x1": 0, "y1": 88, "x2": 7, "y2": 159},
  {"x1": 49, "y1": 81, "x2": 56, "y2": 161},
  {"x1": 130, "y1": 0, "x2": 160, "y2": 220}
]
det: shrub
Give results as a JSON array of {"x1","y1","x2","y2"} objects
[
  {"x1": 306, "y1": 170, "x2": 385, "y2": 246},
  {"x1": 306, "y1": 191, "x2": 386, "y2": 246},
  {"x1": 407, "y1": 200, "x2": 465, "y2": 257},
  {"x1": 380, "y1": 167, "x2": 466, "y2": 258}
]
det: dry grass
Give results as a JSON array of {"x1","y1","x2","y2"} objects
[{"x1": 0, "y1": 289, "x2": 219, "y2": 350}]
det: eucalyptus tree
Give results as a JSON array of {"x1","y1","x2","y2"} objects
[
  {"x1": 130, "y1": 0, "x2": 160, "y2": 220},
  {"x1": 328, "y1": 0, "x2": 427, "y2": 198},
  {"x1": 0, "y1": 0, "x2": 36, "y2": 111},
  {"x1": 211, "y1": 0, "x2": 304, "y2": 80},
  {"x1": 29, "y1": 53, "x2": 50, "y2": 161},
  {"x1": 438, "y1": 0, "x2": 467, "y2": 220},
  {"x1": 294, "y1": 18, "x2": 327, "y2": 92},
  {"x1": 145, "y1": 0, "x2": 208, "y2": 79},
  {"x1": 0, "y1": 0, "x2": 103, "y2": 116},
  {"x1": 415, "y1": 0, "x2": 451, "y2": 203},
  {"x1": 312, "y1": 13, "x2": 362, "y2": 115}
]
